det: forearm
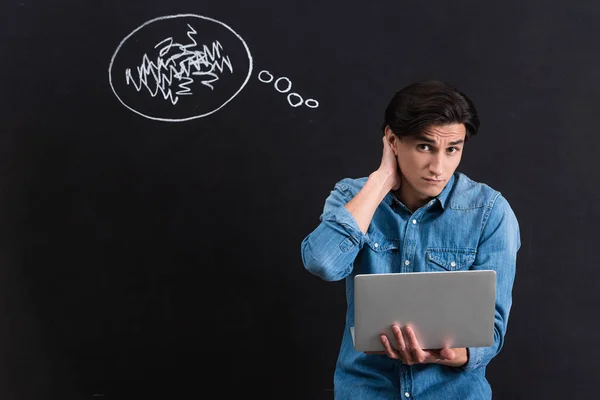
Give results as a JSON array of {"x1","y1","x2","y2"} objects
[
  {"x1": 463, "y1": 322, "x2": 504, "y2": 371},
  {"x1": 344, "y1": 170, "x2": 395, "y2": 234},
  {"x1": 459, "y1": 194, "x2": 520, "y2": 371},
  {"x1": 301, "y1": 181, "x2": 371, "y2": 281},
  {"x1": 301, "y1": 214, "x2": 363, "y2": 281}
]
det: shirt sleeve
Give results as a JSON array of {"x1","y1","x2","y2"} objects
[
  {"x1": 461, "y1": 193, "x2": 521, "y2": 372},
  {"x1": 300, "y1": 180, "x2": 366, "y2": 281}
]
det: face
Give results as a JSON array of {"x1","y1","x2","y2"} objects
[{"x1": 386, "y1": 123, "x2": 466, "y2": 209}]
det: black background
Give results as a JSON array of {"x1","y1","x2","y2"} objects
[{"x1": 2, "y1": 1, "x2": 599, "y2": 399}]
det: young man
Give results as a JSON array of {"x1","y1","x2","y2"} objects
[{"x1": 300, "y1": 80, "x2": 521, "y2": 399}]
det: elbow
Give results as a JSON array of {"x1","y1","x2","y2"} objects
[
  {"x1": 304, "y1": 260, "x2": 348, "y2": 282},
  {"x1": 301, "y1": 239, "x2": 350, "y2": 282},
  {"x1": 490, "y1": 316, "x2": 508, "y2": 359},
  {"x1": 493, "y1": 325, "x2": 504, "y2": 356}
]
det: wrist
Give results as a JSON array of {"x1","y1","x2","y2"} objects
[
  {"x1": 370, "y1": 169, "x2": 396, "y2": 192},
  {"x1": 436, "y1": 348, "x2": 468, "y2": 368}
]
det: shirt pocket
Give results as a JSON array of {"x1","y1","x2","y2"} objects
[
  {"x1": 425, "y1": 247, "x2": 477, "y2": 272},
  {"x1": 356, "y1": 237, "x2": 400, "y2": 274}
]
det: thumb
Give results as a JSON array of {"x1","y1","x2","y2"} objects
[
  {"x1": 439, "y1": 348, "x2": 455, "y2": 360},
  {"x1": 382, "y1": 136, "x2": 392, "y2": 154}
]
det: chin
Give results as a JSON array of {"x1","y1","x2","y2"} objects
[{"x1": 421, "y1": 187, "x2": 443, "y2": 198}]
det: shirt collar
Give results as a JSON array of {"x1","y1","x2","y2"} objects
[{"x1": 436, "y1": 173, "x2": 455, "y2": 209}]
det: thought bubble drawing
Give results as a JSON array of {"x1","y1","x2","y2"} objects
[
  {"x1": 109, "y1": 14, "x2": 253, "y2": 122},
  {"x1": 257, "y1": 70, "x2": 319, "y2": 108}
]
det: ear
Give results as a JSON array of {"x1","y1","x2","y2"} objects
[{"x1": 384, "y1": 125, "x2": 399, "y2": 155}]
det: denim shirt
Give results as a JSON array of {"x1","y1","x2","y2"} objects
[{"x1": 301, "y1": 172, "x2": 521, "y2": 400}]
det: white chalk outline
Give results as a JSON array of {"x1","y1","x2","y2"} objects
[
  {"x1": 274, "y1": 77, "x2": 292, "y2": 93},
  {"x1": 257, "y1": 70, "x2": 319, "y2": 109},
  {"x1": 108, "y1": 14, "x2": 253, "y2": 122},
  {"x1": 258, "y1": 70, "x2": 274, "y2": 83},
  {"x1": 287, "y1": 93, "x2": 303, "y2": 107},
  {"x1": 305, "y1": 99, "x2": 319, "y2": 108}
]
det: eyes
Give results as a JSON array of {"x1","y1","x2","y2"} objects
[{"x1": 417, "y1": 144, "x2": 461, "y2": 154}]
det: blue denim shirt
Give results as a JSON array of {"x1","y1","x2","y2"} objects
[{"x1": 301, "y1": 172, "x2": 521, "y2": 399}]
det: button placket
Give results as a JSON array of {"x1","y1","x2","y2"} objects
[
  {"x1": 400, "y1": 363, "x2": 414, "y2": 400},
  {"x1": 401, "y1": 211, "x2": 421, "y2": 273}
]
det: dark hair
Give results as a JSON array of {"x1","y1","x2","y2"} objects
[{"x1": 381, "y1": 80, "x2": 480, "y2": 141}]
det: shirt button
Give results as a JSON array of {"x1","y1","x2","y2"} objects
[
  {"x1": 404, "y1": 260, "x2": 410, "y2": 266},
  {"x1": 374, "y1": 243, "x2": 379, "y2": 248},
  {"x1": 404, "y1": 393, "x2": 410, "y2": 398},
  {"x1": 429, "y1": 200, "x2": 434, "y2": 205},
  {"x1": 450, "y1": 261, "x2": 456, "y2": 267},
  {"x1": 412, "y1": 219, "x2": 417, "y2": 224}
]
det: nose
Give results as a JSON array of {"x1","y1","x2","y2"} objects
[{"x1": 428, "y1": 154, "x2": 444, "y2": 177}]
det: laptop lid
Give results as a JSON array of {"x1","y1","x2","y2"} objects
[{"x1": 352, "y1": 270, "x2": 496, "y2": 352}]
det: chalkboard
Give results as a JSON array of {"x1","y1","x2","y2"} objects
[{"x1": 2, "y1": 1, "x2": 599, "y2": 399}]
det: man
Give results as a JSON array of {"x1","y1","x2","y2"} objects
[{"x1": 300, "y1": 80, "x2": 520, "y2": 399}]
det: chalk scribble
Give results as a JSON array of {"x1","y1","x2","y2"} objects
[{"x1": 125, "y1": 25, "x2": 234, "y2": 105}]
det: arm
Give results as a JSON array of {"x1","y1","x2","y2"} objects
[
  {"x1": 344, "y1": 170, "x2": 397, "y2": 234},
  {"x1": 301, "y1": 136, "x2": 401, "y2": 281},
  {"x1": 300, "y1": 170, "x2": 394, "y2": 281},
  {"x1": 461, "y1": 193, "x2": 521, "y2": 371}
]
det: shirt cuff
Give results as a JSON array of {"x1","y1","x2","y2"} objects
[
  {"x1": 324, "y1": 205, "x2": 365, "y2": 248},
  {"x1": 461, "y1": 347, "x2": 484, "y2": 372}
]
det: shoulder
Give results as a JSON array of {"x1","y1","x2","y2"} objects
[
  {"x1": 450, "y1": 172, "x2": 518, "y2": 221},
  {"x1": 449, "y1": 172, "x2": 503, "y2": 210}
]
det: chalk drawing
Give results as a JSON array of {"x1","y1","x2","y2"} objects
[
  {"x1": 109, "y1": 14, "x2": 319, "y2": 121},
  {"x1": 287, "y1": 93, "x2": 303, "y2": 107},
  {"x1": 258, "y1": 70, "x2": 274, "y2": 83},
  {"x1": 274, "y1": 77, "x2": 292, "y2": 93},
  {"x1": 258, "y1": 70, "x2": 319, "y2": 109},
  {"x1": 109, "y1": 14, "x2": 253, "y2": 122},
  {"x1": 305, "y1": 99, "x2": 319, "y2": 108}
]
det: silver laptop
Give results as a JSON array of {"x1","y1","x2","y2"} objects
[{"x1": 352, "y1": 270, "x2": 496, "y2": 352}]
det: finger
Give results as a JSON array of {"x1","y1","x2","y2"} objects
[
  {"x1": 392, "y1": 324, "x2": 407, "y2": 353},
  {"x1": 404, "y1": 325, "x2": 427, "y2": 364},
  {"x1": 391, "y1": 324, "x2": 412, "y2": 364},
  {"x1": 382, "y1": 135, "x2": 389, "y2": 149},
  {"x1": 393, "y1": 324, "x2": 411, "y2": 364},
  {"x1": 383, "y1": 137, "x2": 393, "y2": 155},
  {"x1": 380, "y1": 334, "x2": 401, "y2": 360}
]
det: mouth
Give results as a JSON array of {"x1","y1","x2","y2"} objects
[{"x1": 423, "y1": 178, "x2": 443, "y2": 184}]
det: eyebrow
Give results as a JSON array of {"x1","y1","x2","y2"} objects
[{"x1": 414, "y1": 135, "x2": 464, "y2": 146}]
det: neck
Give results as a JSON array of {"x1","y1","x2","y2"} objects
[{"x1": 393, "y1": 186, "x2": 432, "y2": 213}]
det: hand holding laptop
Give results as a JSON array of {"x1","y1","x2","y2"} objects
[{"x1": 364, "y1": 323, "x2": 468, "y2": 367}]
